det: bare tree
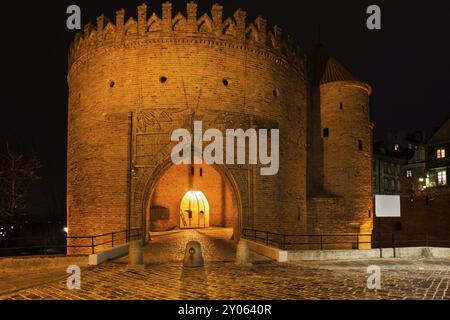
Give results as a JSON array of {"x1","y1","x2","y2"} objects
[{"x1": 0, "y1": 144, "x2": 41, "y2": 241}]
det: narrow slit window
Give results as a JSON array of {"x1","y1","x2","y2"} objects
[
  {"x1": 358, "y1": 140, "x2": 363, "y2": 151},
  {"x1": 323, "y1": 128, "x2": 329, "y2": 138}
]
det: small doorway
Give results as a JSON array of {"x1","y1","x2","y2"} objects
[{"x1": 179, "y1": 191, "x2": 210, "y2": 229}]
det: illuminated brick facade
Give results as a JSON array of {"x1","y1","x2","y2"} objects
[{"x1": 67, "y1": 2, "x2": 373, "y2": 254}]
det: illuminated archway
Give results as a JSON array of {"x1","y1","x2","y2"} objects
[
  {"x1": 146, "y1": 163, "x2": 239, "y2": 235},
  {"x1": 180, "y1": 191, "x2": 210, "y2": 228}
]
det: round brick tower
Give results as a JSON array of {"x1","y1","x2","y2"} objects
[
  {"x1": 308, "y1": 45, "x2": 373, "y2": 240},
  {"x1": 66, "y1": 2, "x2": 307, "y2": 253}
]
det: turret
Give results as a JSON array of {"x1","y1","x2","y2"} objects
[{"x1": 308, "y1": 44, "x2": 373, "y2": 236}]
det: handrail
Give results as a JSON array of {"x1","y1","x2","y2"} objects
[
  {"x1": 242, "y1": 228, "x2": 450, "y2": 252},
  {"x1": 66, "y1": 228, "x2": 141, "y2": 254},
  {"x1": 242, "y1": 228, "x2": 372, "y2": 238},
  {"x1": 241, "y1": 228, "x2": 372, "y2": 250},
  {"x1": 1, "y1": 228, "x2": 142, "y2": 256}
]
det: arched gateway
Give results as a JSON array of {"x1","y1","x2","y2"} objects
[{"x1": 139, "y1": 159, "x2": 244, "y2": 242}]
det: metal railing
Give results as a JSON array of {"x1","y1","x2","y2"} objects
[
  {"x1": 242, "y1": 228, "x2": 372, "y2": 251},
  {"x1": 242, "y1": 228, "x2": 450, "y2": 253},
  {"x1": 66, "y1": 228, "x2": 141, "y2": 254},
  {"x1": 0, "y1": 228, "x2": 142, "y2": 257},
  {"x1": 372, "y1": 233, "x2": 450, "y2": 249}
]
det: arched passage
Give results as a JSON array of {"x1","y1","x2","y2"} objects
[
  {"x1": 179, "y1": 191, "x2": 210, "y2": 228},
  {"x1": 144, "y1": 163, "x2": 241, "y2": 239}
]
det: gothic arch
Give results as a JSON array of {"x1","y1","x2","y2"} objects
[{"x1": 132, "y1": 150, "x2": 248, "y2": 243}]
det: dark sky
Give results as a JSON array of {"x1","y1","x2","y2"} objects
[{"x1": 1, "y1": 0, "x2": 449, "y2": 217}]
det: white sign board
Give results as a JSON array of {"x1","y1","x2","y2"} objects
[{"x1": 375, "y1": 195, "x2": 401, "y2": 218}]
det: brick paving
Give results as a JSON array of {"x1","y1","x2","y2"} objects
[
  {"x1": 129, "y1": 228, "x2": 269, "y2": 264},
  {"x1": 0, "y1": 229, "x2": 449, "y2": 300}
]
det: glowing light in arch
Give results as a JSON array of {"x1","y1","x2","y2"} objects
[{"x1": 180, "y1": 191, "x2": 210, "y2": 228}]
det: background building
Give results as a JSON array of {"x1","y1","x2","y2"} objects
[
  {"x1": 372, "y1": 143, "x2": 404, "y2": 195},
  {"x1": 403, "y1": 144, "x2": 427, "y2": 191},
  {"x1": 373, "y1": 130, "x2": 428, "y2": 195},
  {"x1": 426, "y1": 118, "x2": 450, "y2": 188},
  {"x1": 374, "y1": 119, "x2": 450, "y2": 247}
]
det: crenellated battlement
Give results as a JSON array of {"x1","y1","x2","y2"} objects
[{"x1": 68, "y1": 2, "x2": 303, "y2": 68}]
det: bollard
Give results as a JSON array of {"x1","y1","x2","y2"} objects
[
  {"x1": 128, "y1": 240, "x2": 144, "y2": 267},
  {"x1": 183, "y1": 241, "x2": 204, "y2": 268},
  {"x1": 235, "y1": 239, "x2": 252, "y2": 266}
]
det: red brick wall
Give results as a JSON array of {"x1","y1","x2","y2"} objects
[
  {"x1": 306, "y1": 81, "x2": 374, "y2": 243},
  {"x1": 67, "y1": 2, "x2": 308, "y2": 255},
  {"x1": 374, "y1": 194, "x2": 450, "y2": 247}
]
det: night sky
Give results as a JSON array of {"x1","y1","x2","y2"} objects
[{"x1": 1, "y1": 0, "x2": 449, "y2": 218}]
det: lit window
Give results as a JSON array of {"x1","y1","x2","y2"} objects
[
  {"x1": 437, "y1": 170, "x2": 447, "y2": 186},
  {"x1": 406, "y1": 170, "x2": 412, "y2": 178},
  {"x1": 437, "y1": 148, "x2": 446, "y2": 159},
  {"x1": 394, "y1": 144, "x2": 399, "y2": 151}
]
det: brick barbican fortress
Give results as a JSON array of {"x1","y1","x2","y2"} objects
[{"x1": 67, "y1": 2, "x2": 374, "y2": 254}]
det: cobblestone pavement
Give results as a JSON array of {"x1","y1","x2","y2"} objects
[
  {"x1": 1, "y1": 229, "x2": 449, "y2": 300},
  {"x1": 131, "y1": 228, "x2": 269, "y2": 264},
  {"x1": 0, "y1": 269, "x2": 69, "y2": 296}
]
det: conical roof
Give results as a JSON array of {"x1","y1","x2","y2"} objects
[{"x1": 308, "y1": 44, "x2": 360, "y2": 86}]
